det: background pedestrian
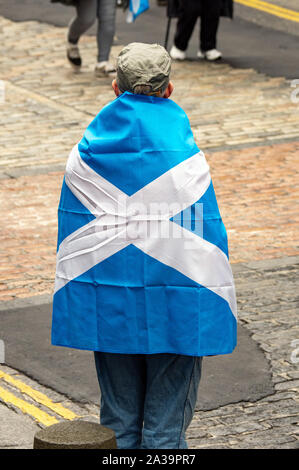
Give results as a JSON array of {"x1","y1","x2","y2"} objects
[
  {"x1": 169, "y1": 0, "x2": 233, "y2": 61},
  {"x1": 56, "y1": 0, "x2": 117, "y2": 75}
]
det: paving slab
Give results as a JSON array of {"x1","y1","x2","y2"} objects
[{"x1": 0, "y1": 402, "x2": 39, "y2": 449}]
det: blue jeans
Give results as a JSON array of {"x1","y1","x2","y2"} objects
[{"x1": 94, "y1": 352, "x2": 203, "y2": 449}]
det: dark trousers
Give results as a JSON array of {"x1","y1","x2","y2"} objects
[{"x1": 174, "y1": 0, "x2": 222, "y2": 52}]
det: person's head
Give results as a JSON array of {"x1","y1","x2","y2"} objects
[{"x1": 112, "y1": 42, "x2": 174, "y2": 99}]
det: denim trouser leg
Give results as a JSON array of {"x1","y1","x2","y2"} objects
[
  {"x1": 94, "y1": 352, "x2": 146, "y2": 449},
  {"x1": 94, "y1": 352, "x2": 203, "y2": 449},
  {"x1": 142, "y1": 354, "x2": 202, "y2": 449}
]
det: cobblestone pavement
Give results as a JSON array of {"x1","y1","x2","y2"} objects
[
  {"x1": 188, "y1": 255, "x2": 299, "y2": 448},
  {"x1": 0, "y1": 16, "x2": 299, "y2": 175},
  {"x1": 0, "y1": 16, "x2": 298, "y2": 448}
]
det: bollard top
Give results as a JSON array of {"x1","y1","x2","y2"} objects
[{"x1": 34, "y1": 420, "x2": 117, "y2": 449}]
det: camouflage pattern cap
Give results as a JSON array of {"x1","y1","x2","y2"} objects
[{"x1": 116, "y1": 42, "x2": 171, "y2": 94}]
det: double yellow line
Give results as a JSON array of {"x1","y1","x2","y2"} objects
[
  {"x1": 0, "y1": 369, "x2": 80, "y2": 427},
  {"x1": 235, "y1": 0, "x2": 299, "y2": 23}
]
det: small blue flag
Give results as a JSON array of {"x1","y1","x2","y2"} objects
[{"x1": 127, "y1": 0, "x2": 149, "y2": 23}]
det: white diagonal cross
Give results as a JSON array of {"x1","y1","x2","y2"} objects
[{"x1": 55, "y1": 145, "x2": 237, "y2": 319}]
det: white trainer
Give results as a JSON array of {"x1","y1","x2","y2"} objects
[
  {"x1": 204, "y1": 49, "x2": 222, "y2": 61},
  {"x1": 197, "y1": 50, "x2": 205, "y2": 59},
  {"x1": 94, "y1": 61, "x2": 116, "y2": 77},
  {"x1": 169, "y1": 45, "x2": 186, "y2": 61}
]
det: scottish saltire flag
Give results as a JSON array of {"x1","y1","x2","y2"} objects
[
  {"x1": 51, "y1": 92, "x2": 237, "y2": 356},
  {"x1": 126, "y1": 0, "x2": 149, "y2": 22}
]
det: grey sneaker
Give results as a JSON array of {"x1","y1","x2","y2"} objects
[{"x1": 94, "y1": 61, "x2": 116, "y2": 77}]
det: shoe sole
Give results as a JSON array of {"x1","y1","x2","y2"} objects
[
  {"x1": 170, "y1": 55, "x2": 186, "y2": 61},
  {"x1": 205, "y1": 56, "x2": 222, "y2": 61}
]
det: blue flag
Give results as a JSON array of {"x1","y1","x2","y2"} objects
[
  {"x1": 127, "y1": 0, "x2": 149, "y2": 22},
  {"x1": 52, "y1": 92, "x2": 237, "y2": 356}
]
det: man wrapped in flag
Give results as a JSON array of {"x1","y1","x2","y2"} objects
[{"x1": 52, "y1": 42, "x2": 237, "y2": 449}]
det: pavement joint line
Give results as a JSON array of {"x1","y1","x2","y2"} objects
[
  {"x1": 235, "y1": 0, "x2": 299, "y2": 22},
  {"x1": 4, "y1": 80, "x2": 94, "y2": 119},
  {"x1": 0, "y1": 369, "x2": 80, "y2": 421},
  {"x1": 0, "y1": 384, "x2": 59, "y2": 427}
]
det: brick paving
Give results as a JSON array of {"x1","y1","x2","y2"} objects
[{"x1": 0, "y1": 15, "x2": 298, "y2": 448}]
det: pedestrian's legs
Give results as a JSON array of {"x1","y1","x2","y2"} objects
[
  {"x1": 174, "y1": 0, "x2": 200, "y2": 52},
  {"x1": 94, "y1": 352, "x2": 146, "y2": 449},
  {"x1": 141, "y1": 354, "x2": 203, "y2": 449},
  {"x1": 200, "y1": 0, "x2": 222, "y2": 52},
  {"x1": 68, "y1": 0, "x2": 97, "y2": 45},
  {"x1": 96, "y1": 0, "x2": 117, "y2": 62}
]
